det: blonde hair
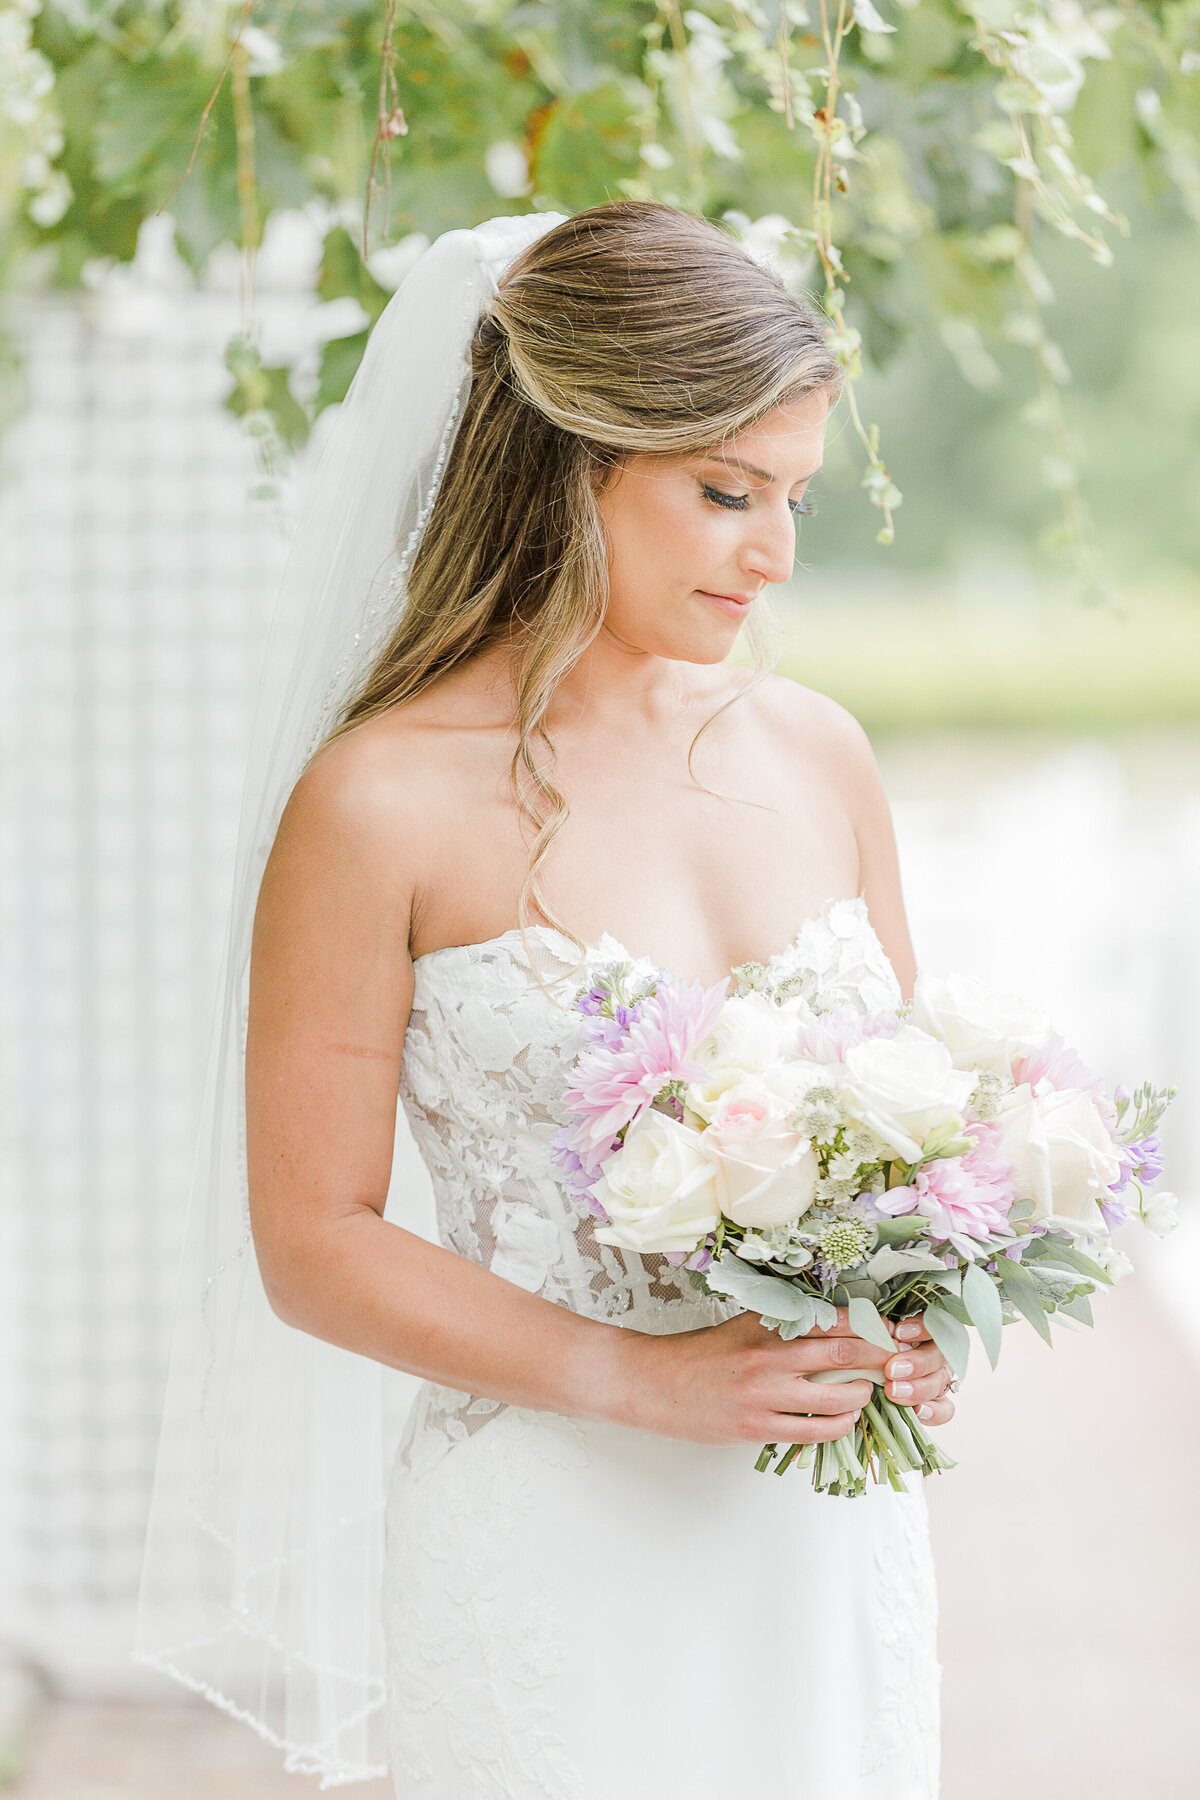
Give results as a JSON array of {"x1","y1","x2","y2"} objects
[{"x1": 321, "y1": 200, "x2": 841, "y2": 941}]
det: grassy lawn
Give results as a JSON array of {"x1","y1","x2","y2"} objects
[{"x1": 766, "y1": 575, "x2": 1200, "y2": 733}]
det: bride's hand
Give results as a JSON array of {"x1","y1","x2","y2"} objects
[
  {"x1": 885, "y1": 1312, "x2": 958, "y2": 1427},
  {"x1": 615, "y1": 1308, "x2": 879, "y2": 1447},
  {"x1": 615, "y1": 1307, "x2": 957, "y2": 1447}
]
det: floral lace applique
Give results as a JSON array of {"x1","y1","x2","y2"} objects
[
  {"x1": 384, "y1": 1406, "x2": 588, "y2": 1799},
  {"x1": 859, "y1": 1485, "x2": 942, "y2": 1795}
]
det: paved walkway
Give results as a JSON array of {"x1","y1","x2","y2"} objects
[
  {"x1": 929, "y1": 1263, "x2": 1200, "y2": 1800},
  {"x1": 7, "y1": 1266, "x2": 1197, "y2": 1798}
]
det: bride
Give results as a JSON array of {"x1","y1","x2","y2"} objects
[{"x1": 140, "y1": 200, "x2": 956, "y2": 1798}]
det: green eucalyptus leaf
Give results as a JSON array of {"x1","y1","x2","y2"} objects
[
  {"x1": 866, "y1": 1245, "x2": 950, "y2": 1282},
  {"x1": 997, "y1": 1260, "x2": 1054, "y2": 1345},
  {"x1": 872, "y1": 1215, "x2": 929, "y2": 1245},
  {"x1": 1059, "y1": 1292, "x2": 1095, "y2": 1327},
  {"x1": 961, "y1": 1260, "x2": 1004, "y2": 1370},
  {"x1": 922, "y1": 1305, "x2": 971, "y2": 1380},
  {"x1": 847, "y1": 1295, "x2": 896, "y2": 1353},
  {"x1": 1043, "y1": 1242, "x2": 1113, "y2": 1285},
  {"x1": 704, "y1": 1254, "x2": 816, "y2": 1323}
]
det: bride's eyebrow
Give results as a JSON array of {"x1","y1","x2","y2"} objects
[{"x1": 699, "y1": 455, "x2": 822, "y2": 488}]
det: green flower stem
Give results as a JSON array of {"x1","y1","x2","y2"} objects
[{"x1": 755, "y1": 1391, "x2": 957, "y2": 1496}]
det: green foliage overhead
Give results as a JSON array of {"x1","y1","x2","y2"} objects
[{"x1": 4, "y1": 0, "x2": 1200, "y2": 576}]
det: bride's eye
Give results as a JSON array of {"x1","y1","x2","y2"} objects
[
  {"x1": 702, "y1": 484, "x2": 749, "y2": 511},
  {"x1": 701, "y1": 484, "x2": 815, "y2": 518}
]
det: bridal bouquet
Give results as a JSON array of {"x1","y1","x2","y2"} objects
[{"x1": 551, "y1": 953, "x2": 1176, "y2": 1498}]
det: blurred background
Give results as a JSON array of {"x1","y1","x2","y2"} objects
[{"x1": 2, "y1": 1, "x2": 1198, "y2": 1795}]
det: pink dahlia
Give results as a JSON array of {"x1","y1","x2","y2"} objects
[
  {"x1": 1012, "y1": 1031, "x2": 1112, "y2": 1122},
  {"x1": 792, "y1": 1003, "x2": 902, "y2": 1064},
  {"x1": 560, "y1": 977, "x2": 728, "y2": 1171},
  {"x1": 875, "y1": 1121, "x2": 1018, "y2": 1259}
]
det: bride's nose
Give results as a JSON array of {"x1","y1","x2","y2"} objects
[{"x1": 739, "y1": 508, "x2": 798, "y2": 588}]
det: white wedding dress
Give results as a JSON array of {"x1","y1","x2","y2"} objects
[{"x1": 382, "y1": 895, "x2": 941, "y2": 1799}]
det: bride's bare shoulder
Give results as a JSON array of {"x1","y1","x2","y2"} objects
[
  {"x1": 275, "y1": 655, "x2": 513, "y2": 858},
  {"x1": 740, "y1": 670, "x2": 878, "y2": 774}
]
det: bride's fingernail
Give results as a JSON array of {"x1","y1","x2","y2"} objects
[
  {"x1": 891, "y1": 1382, "x2": 913, "y2": 1400},
  {"x1": 917, "y1": 1404, "x2": 934, "y2": 1421}
]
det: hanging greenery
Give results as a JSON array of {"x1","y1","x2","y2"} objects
[{"x1": 5, "y1": 0, "x2": 1199, "y2": 579}]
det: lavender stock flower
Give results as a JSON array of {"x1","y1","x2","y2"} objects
[{"x1": 1109, "y1": 1132, "x2": 1166, "y2": 1193}]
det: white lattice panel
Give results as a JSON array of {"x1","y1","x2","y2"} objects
[{"x1": 0, "y1": 273, "x2": 297, "y2": 1685}]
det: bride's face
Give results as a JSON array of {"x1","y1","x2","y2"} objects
[{"x1": 593, "y1": 387, "x2": 832, "y2": 665}]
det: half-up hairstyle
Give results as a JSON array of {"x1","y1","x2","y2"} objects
[{"x1": 320, "y1": 200, "x2": 841, "y2": 943}]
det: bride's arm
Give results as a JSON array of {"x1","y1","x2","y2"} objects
[
  {"x1": 245, "y1": 731, "x2": 945, "y2": 1444},
  {"x1": 812, "y1": 695, "x2": 918, "y2": 1004}
]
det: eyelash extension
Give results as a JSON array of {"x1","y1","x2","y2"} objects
[{"x1": 702, "y1": 483, "x2": 815, "y2": 518}]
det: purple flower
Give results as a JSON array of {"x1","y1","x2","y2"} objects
[
  {"x1": 550, "y1": 1125, "x2": 619, "y2": 1217},
  {"x1": 1134, "y1": 1134, "x2": 1165, "y2": 1182},
  {"x1": 1109, "y1": 1133, "x2": 1165, "y2": 1193},
  {"x1": 665, "y1": 1240, "x2": 715, "y2": 1271}
]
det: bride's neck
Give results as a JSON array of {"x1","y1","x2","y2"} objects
[{"x1": 490, "y1": 625, "x2": 710, "y2": 729}]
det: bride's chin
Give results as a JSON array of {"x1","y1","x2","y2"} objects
[{"x1": 676, "y1": 636, "x2": 741, "y2": 666}]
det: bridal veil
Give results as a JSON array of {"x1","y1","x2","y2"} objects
[{"x1": 133, "y1": 208, "x2": 568, "y2": 1786}]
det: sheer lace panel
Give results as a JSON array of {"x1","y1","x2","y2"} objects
[{"x1": 394, "y1": 898, "x2": 901, "y2": 1468}]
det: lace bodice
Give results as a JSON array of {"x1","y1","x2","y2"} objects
[
  {"x1": 385, "y1": 900, "x2": 939, "y2": 1800},
  {"x1": 398, "y1": 894, "x2": 902, "y2": 1340}
]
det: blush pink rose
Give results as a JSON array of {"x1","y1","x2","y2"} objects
[{"x1": 702, "y1": 1082, "x2": 820, "y2": 1229}]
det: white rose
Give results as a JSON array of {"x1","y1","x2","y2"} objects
[
  {"x1": 700, "y1": 1080, "x2": 821, "y2": 1229},
  {"x1": 688, "y1": 995, "x2": 794, "y2": 1120},
  {"x1": 591, "y1": 1110, "x2": 720, "y2": 1256},
  {"x1": 836, "y1": 1025, "x2": 977, "y2": 1163},
  {"x1": 1142, "y1": 1189, "x2": 1179, "y2": 1238},
  {"x1": 910, "y1": 970, "x2": 1053, "y2": 1077},
  {"x1": 991, "y1": 1081, "x2": 1122, "y2": 1230}
]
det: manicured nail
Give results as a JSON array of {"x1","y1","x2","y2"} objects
[
  {"x1": 891, "y1": 1382, "x2": 913, "y2": 1400},
  {"x1": 898, "y1": 1322, "x2": 921, "y2": 1339},
  {"x1": 888, "y1": 1359, "x2": 913, "y2": 1379},
  {"x1": 917, "y1": 1404, "x2": 934, "y2": 1421}
]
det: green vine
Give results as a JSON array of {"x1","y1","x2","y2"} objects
[{"x1": 4, "y1": 0, "x2": 1199, "y2": 570}]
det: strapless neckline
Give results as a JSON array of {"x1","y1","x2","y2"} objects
[{"x1": 410, "y1": 891, "x2": 879, "y2": 991}]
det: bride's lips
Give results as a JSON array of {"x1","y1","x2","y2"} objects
[{"x1": 697, "y1": 589, "x2": 758, "y2": 620}]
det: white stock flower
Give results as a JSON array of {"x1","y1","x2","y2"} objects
[
  {"x1": 591, "y1": 1110, "x2": 720, "y2": 1256},
  {"x1": 1088, "y1": 1239, "x2": 1134, "y2": 1282},
  {"x1": 835, "y1": 1025, "x2": 977, "y2": 1163},
  {"x1": 701, "y1": 1081, "x2": 821, "y2": 1229},
  {"x1": 1141, "y1": 1190, "x2": 1180, "y2": 1238},
  {"x1": 991, "y1": 1082, "x2": 1122, "y2": 1231},
  {"x1": 909, "y1": 969, "x2": 1052, "y2": 1078}
]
